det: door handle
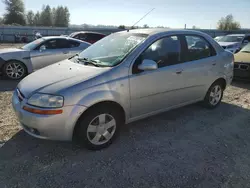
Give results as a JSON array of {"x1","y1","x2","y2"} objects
[{"x1": 212, "y1": 63, "x2": 216, "y2": 66}]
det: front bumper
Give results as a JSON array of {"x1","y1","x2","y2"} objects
[
  {"x1": 234, "y1": 63, "x2": 250, "y2": 80},
  {"x1": 12, "y1": 89, "x2": 87, "y2": 141}
]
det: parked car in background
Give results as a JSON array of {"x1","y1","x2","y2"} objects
[
  {"x1": 12, "y1": 29, "x2": 234, "y2": 150},
  {"x1": 0, "y1": 36, "x2": 90, "y2": 80},
  {"x1": 218, "y1": 34, "x2": 250, "y2": 54},
  {"x1": 233, "y1": 43, "x2": 250, "y2": 80},
  {"x1": 214, "y1": 35, "x2": 224, "y2": 42},
  {"x1": 69, "y1": 31, "x2": 106, "y2": 44}
]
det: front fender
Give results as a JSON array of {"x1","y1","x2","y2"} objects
[{"x1": 77, "y1": 90, "x2": 129, "y2": 120}]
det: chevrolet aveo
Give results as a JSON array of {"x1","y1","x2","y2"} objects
[{"x1": 12, "y1": 29, "x2": 234, "y2": 150}]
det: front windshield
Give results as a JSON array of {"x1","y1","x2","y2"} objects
[
  {"x1": 69, "y1": 33, "x2": 76, "y2": 37},
  {"x1": 21, "y1": 38, "x2": 45, "y2": 50},
  {"x1": 240, "y1": 43, "x2": 250, "y2": 52},
  {"x1": 78, "y1": 32, "x2": 148, "y2": 67},
  {"x1": 219, "y1": 36, "x2": 244, "y2": 42}
]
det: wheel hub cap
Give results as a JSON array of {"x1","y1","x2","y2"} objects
[
  {"x1": 87, "y1": 114, "x2": 116, "y2": 145},
  {"x1": 209, "y1": 85, "x2": 222, "y2": 106},
  {"x1": 6, "y1": 62, "x2": 24, "y2": 79}
]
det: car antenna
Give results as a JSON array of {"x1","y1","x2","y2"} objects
[{"x1": 127, "y1": 8, "x2": 155, "y2": 32}]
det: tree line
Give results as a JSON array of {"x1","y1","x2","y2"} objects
[
  {"x1": 0, "y1": 0, "x2": 70, "y2": 27},
  {"x1": 0, "y1": 1, "x2": 242, "y2": 31}
]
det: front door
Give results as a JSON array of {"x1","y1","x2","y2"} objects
[
  {"x1": 129, "y1": 35, "x2": 187, "y2": 118},
  {"x1": 30, "y1": 39, "x2": 70, "y2": 70}
]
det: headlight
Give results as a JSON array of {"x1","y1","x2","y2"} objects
[{"x1": 28, "y1": 93, "x2": 64, "y2": 108}]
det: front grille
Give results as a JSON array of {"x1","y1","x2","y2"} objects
[{"x1": 234, "y1": 63, "x2": 249, "y2": 70}]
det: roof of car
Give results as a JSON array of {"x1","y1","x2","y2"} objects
[
  {"x1": 117, "y1": 28, "x2": 210, "y2": 36},
  {"x1": 70, "y1": 31, "x2": 106, "y2": 36},
  {"x1": 41, "y1": 36, "x2": 90, "y2": 44},
  {"x1": 227, "y1": 34, "x2": 246, "y2": 36}
]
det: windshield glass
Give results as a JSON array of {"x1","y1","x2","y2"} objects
[
  {"x1": 21, "y1": 38, "x2": 45, "y2": 50},
  {"x1": 78, "y1": 32, "x2": 148, "y2": 67},
  {"x1": 240, "y1": 43, "x2": 250, "y2": 52},
  {"x1": 219, "y1": 36, "x2": 244, "y2": 42},
  {"x1": 69, "y1": 33, "x2": 76, "y2": 37}
]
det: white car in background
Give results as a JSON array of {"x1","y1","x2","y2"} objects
[
  {"x1": 0, "y1": 36, "x2": 90, "y2": 80},
  {"x1": 218, "y1": 34, "x2": 250, "y2": 54},
  {"x1": 214, "y1": 36, "x2": 224, "y2": 42}
]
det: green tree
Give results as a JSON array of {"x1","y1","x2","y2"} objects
[
  {"x1": 143, "y1": 24, "x2": 149, "y2": 28},
  {"x1": 51, "y1": 7, "x2": 56, "y2": 26},
  {"x1": 0, "y1": 17, "x2": 3, "y2": 25},
  {"x1": 33, "y1": 11, "x2": 41, "y2": 26},
  {"x1": 26, "y1": 10, "x2": 35, "y2": 25},
  {"x1": 40, "y1": 5, "x2": 52, "y2": 26},
  {"x1": 54, "y1": 6, "x2": 70, "y2": 27},
  {"x1": 118, "y1": 25, "x2": 125, "y2": 29},
  {"x1": 3, "y1": 0, "x2": 26, "y2": 25},
  {"x1": 217, "y1": 14, "x2": 241, "y2": 30}
]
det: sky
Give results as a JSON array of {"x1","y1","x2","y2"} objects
[{"x1": 0, "y1": 0, "x2": 250, "y2": 29}]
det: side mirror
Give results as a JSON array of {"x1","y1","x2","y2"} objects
[
  {"x1": 138, "y1": 59, "x2": 158, "y2": 71},
  {"x1": 243, "y1": 40, "x2": 249, "y2": 45},
  {"x1": 39, "y1": 45, "x2": 46, "y2": 51}
]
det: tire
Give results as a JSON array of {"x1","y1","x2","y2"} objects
[
  {"x1": 75, "y1": 105, "x2": 123, "y2": 150},
  {"x1": 3, "y1": 61, "x2": 27, "y2": 80},
  {"x1": 203, "y1": 81, "x2": 224, "y2": 109}
]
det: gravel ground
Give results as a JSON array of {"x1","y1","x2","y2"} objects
[{"x1": 0, "y1": 79, "x2": 250, "y2": 188}]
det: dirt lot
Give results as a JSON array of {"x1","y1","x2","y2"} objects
[{"x1": 1, "y1": 44, "x2": 250, "y2": 187}]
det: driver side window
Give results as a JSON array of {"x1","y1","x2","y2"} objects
[{"x1": 132, "y1": 35, "x2": 182, "y2": 74}]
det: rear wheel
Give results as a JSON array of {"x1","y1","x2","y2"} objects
[
  {"x1": 3, "y1": 61, "x2": 27, "y2": 80},
  {"x1": 203, "y1": 82, "x2": 224, "y2": 109},
  {"x1": 75, "y1": 105, "x2": 123, "y2": 150}
]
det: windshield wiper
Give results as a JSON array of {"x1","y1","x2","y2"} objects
[
  {"x1": 77, "y1": 57, "x2": 100, "y2": 67},
  {"x1": 241, "y1": 51, "x2": 250, "y2": 53}
]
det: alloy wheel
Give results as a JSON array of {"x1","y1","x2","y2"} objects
[
  {"x1": 209, "y1": 85, "x2": 222, "y2": 106},
  {"x1": 5, "y1": 62, "x2": 25, "y2": 79},
  {"x1": 87, "y1": 114, "x2": 116, "y2": 145}
]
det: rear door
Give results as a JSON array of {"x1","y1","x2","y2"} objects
[
  {"x1": 65, "y1": 39, "x2": 81, "y2": 58},
  {"x1": 178, "y1": 35, "x2": 218, "y2": 100}
]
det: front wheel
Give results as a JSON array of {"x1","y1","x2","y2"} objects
[
  {"x1": 203, "y1": 82, "x2": 224, "y2": 109},
  {"x1": 3, "y1": 61, "x2": 27, "y2": 80},
  {"x1": 75, "y1": 105, "x2": 122, "y2": 150}
]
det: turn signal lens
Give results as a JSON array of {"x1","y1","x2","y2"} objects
[{"x1": 23, "y1": 106, "x2": 63, "y2": 115}]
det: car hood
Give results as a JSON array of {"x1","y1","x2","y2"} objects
[
  {"x1": 218, "y1": 42, "x2": 240, "y2": 47},
  {"x1": 18, "y1": 59, "x2": 111, "y2": 98},
  {"x1": 234, "y1": 52, "x2": 250, "y2": 63}
]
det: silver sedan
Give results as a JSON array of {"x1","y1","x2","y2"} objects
[
  {"x1": 0, "y1": 36, "x2": 90, "y2": 80},
  {"x1": 12, "y1": 29, "x2": 234, "y2": 150}
]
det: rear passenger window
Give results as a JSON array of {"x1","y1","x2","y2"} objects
[
  {"x1": 185, "y1": 35, "x2": 215, "y2": 61},
  {"x1": 79, "y1": 34, "x2": 87, "y2": 41},
  {"x1": 69, "y1": 40, "x2": 80, "y2": 48}
]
